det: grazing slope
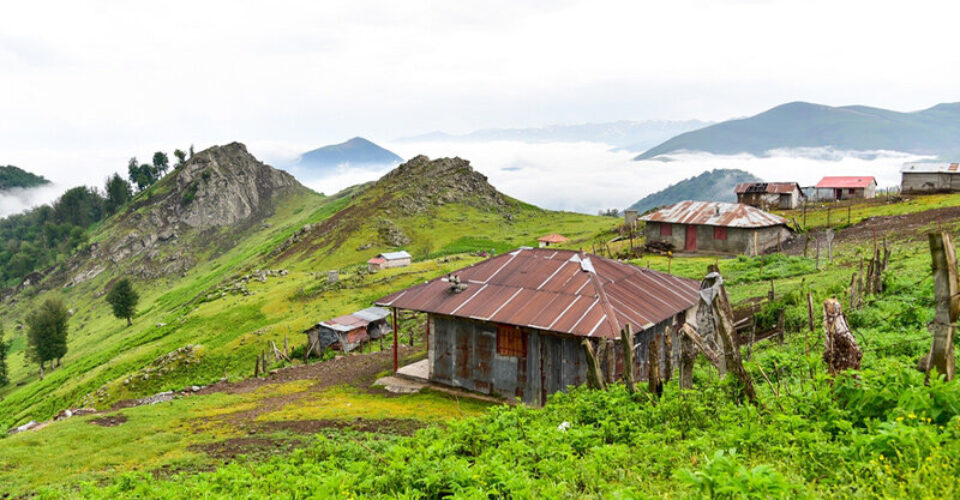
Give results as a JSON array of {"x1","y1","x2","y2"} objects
[
  {"x1": 628, "y1": 169, "x2": 760, "y2": 213},
  {"x1": 0, "y1": 148, "x2": 611, "y2": 439},
  {"x1": 0, "y1": 165, "x2": 50, "y2": 190},
  {"x1": 636, "y1": 101, "x2": 960, "y2": 159},
  {"x1": 295, "y1": 137, "x2": 402, "y2": 173}
]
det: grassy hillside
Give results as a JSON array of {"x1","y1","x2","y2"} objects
[
  {"x1": 636, "y1": 101, "x2": 960, "y2": 159},
  {"x1": 2, "y1": 194, "x2": 958, "y2": 497},
  {"x1": 0, "y1": 165, "x2": 50, "y2": 190},
  {"x1": 0, "y1": 153, "x2": 614, "y2": 436},
  {"x1": 628, "y1": 168, "x2": 760, "y2": 213}
]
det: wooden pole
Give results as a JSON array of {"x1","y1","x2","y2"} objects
[
  {"x1": 648, "y1": 336, "x2": 662, "y2": 400},
  {"x1": 700, "y1": 272, "x2": 759, "y2": 406},
  {"x1": 392, "y1": 307, "x2": 399, "y2": 373},
  {"x1": 604, "y1": 338, "x2": 616, "y2": 384},
  {"x1": 581, "y1": 338, "x2": 606, "y2": 390},
  {"x1": 924, "y1": 232, "x2": 958, "y2": 382},
  {"x1": 621, "y1": 325, "x2": 636, "y2": 393}
]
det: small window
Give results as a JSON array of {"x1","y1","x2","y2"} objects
[
  {"x1": 849, "y1": 188, "x2": 856, "y2": 194},
  {"x1": 497, "y1": 325, "x2": 525, "y2": 357},
  {"x1": 714, "y1": 226, "x2": 727, "y2": 241},
  {"x1": 660, "y1": 223, "x2": 672, "y2": 237}
]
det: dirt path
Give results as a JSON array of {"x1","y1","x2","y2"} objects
[{"x1": 783, "y1": 205, "x2": 960, "y2": 255}]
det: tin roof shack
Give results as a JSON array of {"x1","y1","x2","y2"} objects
[
  {"x1": 901, "y1": 163, "x2": 960, "y2": 194},
  {"x1": 376, "y1": 248, "x2": 699, "y2": 406},
  {"x1": 304, "y1": 307, "x2": 392, "y2": 354},
  {"x1": 640, "y1": 201, "x2": 791, "y2": 256},
  {"x1": 815, "y1": 176, "x2": 877, "y2": 201},
  {"x1": 735, "y1": 182, "x2": 804, "y2": 209},
  {"x1": 367, "y1": 251, "x2": 412, "y2": 272},
  {"x1": 537, "y1": 234, "x2": 568, "y2": 248}
]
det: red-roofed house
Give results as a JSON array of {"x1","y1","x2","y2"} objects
[
  {"x1": 537, "y1": 233, "x2": 569, "y2": 247},
  {"x1": 815, "y1": 176, "x2": 877, "y2": 200},
  {"x1": 376, "y1": 248, "x2": 699, "y2": 405}
]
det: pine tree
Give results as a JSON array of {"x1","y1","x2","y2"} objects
[
  {"x1": 106, "y1": 278, "x2": 139, "y2": 326},
  {"x1": 26, "y1": 298, "x2": 69, "y2": 378}
]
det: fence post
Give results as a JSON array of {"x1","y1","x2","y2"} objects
[
  {"x1": 621, "y1": 325, "x2": 636, "y2": 393},
  {"x1": 924, "y1": 232, "x2": 958, "y2": 382}
]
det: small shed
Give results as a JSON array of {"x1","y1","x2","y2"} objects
[
  {"x1": 537, "y1": 234, "x2": 568, "y2": 248},
  {"x1": 815, "y1": 176, "x2": 877, "y2": 200},
  {"x1": 376, "y1": 248, "x2": 699, "y2": 406},
  {"x1": 640, "y1": 201, "x2": 791, "y2": 255},
  {"x1": 368, "y1": 251, "x2": 412, "y2": 272},
  {"x1": 901, "y1": 162, "x2": 960, "y2": 194},
  {"x1": 304, "y1": 306, "x2": 392, "y2": 354},
  {"x1": 734, "y1": 182, "x2": 804, "y2": 209}
]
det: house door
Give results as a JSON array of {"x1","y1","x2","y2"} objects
[{"x1": 685, "y1": 225, "x2": 697, "y2": 252}]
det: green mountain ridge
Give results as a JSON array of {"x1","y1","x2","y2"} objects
[
  {"x1": 636, "y1": 101, "x2": 960, "y2": 160},
  {"x1": 0, "y1": 165, "x2": 50, "y2": 190},
  {"x1": 628, "y1": 169, "x2": 761, "y2": 213}
]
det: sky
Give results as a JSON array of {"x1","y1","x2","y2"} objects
[{"x1": 1, "y1": 0, "x2": 958, "y2": 214}]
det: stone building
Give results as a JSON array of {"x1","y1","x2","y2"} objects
[
  {"x1": 640, "y1": 201, "x2": 792, "y2": 255},
  {"x1": 901, "y1": 162, "x2": 960, "y2": 194}
]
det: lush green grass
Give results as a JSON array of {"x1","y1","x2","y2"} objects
[
  {"x1": 60, "y1": 229, "x2": 960, "y2": 499},
  {"x1": 777, "y1": 192, "x2": 960, "y2": 230}
]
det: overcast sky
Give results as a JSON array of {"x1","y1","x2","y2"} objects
[{"x1": 2, "y1": 0, "x2": 959, "y2": 193}]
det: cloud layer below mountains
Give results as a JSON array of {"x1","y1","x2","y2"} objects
[{"x1": 299, "y1": 141, "x2": 928, "y2": 214}]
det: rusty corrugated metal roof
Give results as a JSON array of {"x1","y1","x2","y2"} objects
[
  {"x1": 815, "y1": 176, "x2": 876, "y2": 188},
  {"x1": 375, "y1": 248, "x2": 699, "y2": 339},
  {"x1": 638, "y1": 201, "x2": 788, "y2": 228},
  {"x1": 734, "y1": 182, "x2": 802, "y2": 194}
]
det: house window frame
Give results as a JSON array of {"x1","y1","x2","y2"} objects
[
  {"x1": 660, "y1": 223, "x2": 672, "y2": 237},
  {"x1": 496, "y1": 324, "x2": 525, "y2": 357},
  {"x1": 713, "y1": 226, "x2": 727, "y2": 241}
]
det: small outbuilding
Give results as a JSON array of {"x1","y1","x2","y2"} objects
[
  {"x1": 367, "y1": 251, "x2": 412, "y2": 272},
  {"x1": 815, "y1": 176, "x2": 877, "y2": 201},
  {"x1": 304, "y1": 306, "x2": 392, "y2": 354},
  {"x1": 734, "y1": 182, "x2": 804, "y2": 209},
  {"x1": 900, "y1": 162, "x2": 960, "y2": 194},
  {"x1": 537, "y1": 234, "x2": 568, "y2": 248},
  {"x1": 376, "y1": 248, "x2": 699, "y2": 406},
  {"x1": 640, "y1": 201, "x2": 791, "y2": 255}
]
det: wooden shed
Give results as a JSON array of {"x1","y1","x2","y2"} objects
[
  {"x1": 304, "y1": 306, "x2": 392, "y2": 354},
  {"x1": 734, "y1": 182, "x2": 804, "y2": 209},
  {"x1": 376, "y1": 248, "x2": 699, "y2": 406}
]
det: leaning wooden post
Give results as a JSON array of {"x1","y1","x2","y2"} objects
[
  {"x1": 581, "y1": 338, "x2": 607, "y2": 390},
  {"x1": 822, "y1": 298, "x2": 862, "y2": 375},
  {"x1": 621, "y1": 325, "x2": 636, "y2": 393},
  {"x1": 924, "y1": 232, "x2": 958, "y2": 382},
  {"x1": 648, "y1": 336, "x2": 662, "y2": 399},
  {"x1": 700, "y1": 271, "x2": 759, "y2": 406},
  {"x1": 679, "y1": 326, "x2": 697, "y2": 390},
  {"x1": 662, "y1": 326, "x2": 673, "y2": 382}
]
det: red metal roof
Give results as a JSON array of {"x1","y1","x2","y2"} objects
[
  {"x1": 639, "y1": 201, "x2": 788, "y2": 228},
  {"x1": 815, "y1": 176, "x2": 876, "y2": 189},
  {"x1": 367, "y1": 257, "x2": 386, "y2": 264},
  {"x1": 375, "y1": 248, "x2": 699, "y2": 339},
  {"x1": 734, "y1": 182, "x2": 802, "y2": 194},
  {"x1": 538, "y1": 233, "x2": 569, "y2": 243}
]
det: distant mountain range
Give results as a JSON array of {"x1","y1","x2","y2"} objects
[
  {"x1": 636, "y1": 101, "x2": 960, "y2": 160},
  {"x1": 628, "y1": 169, "x2": 760, "y2": 213},
  {"x1": 0, "y1": 165, "x2": 50, "y2": 191},
  {"x1": 399, "y1": 120, "x2": 712, "y2": 152},
  {"x1": 294, "y1": 137, "x2": 402, "y2": 174}
]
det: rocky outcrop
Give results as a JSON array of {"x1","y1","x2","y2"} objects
[
  {"x1": 378, "y1": 155, "x2": 510, "y2": 215},
  {"x1": 65, "y1": 143, "x2": 304, "y2": 285}
]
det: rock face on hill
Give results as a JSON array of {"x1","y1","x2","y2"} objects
[
  {"x1": 378, "y1": 155, "x2": 509, "y2": 215},
  {"x1": 65, "y1": 143, "x2": 304, "y2": 285}
]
